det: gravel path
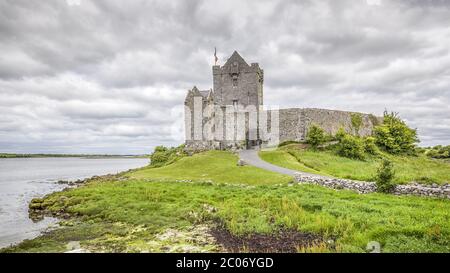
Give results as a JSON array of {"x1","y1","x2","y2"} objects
[{"x1": 238, "y1": 149, "x2": 328, "y2": 178}]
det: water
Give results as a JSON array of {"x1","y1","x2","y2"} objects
[{"x1": 0, "y1": 157, "x2": 149, "y2": 249}]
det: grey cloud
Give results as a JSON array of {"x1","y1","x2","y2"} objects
[{"x1": 0, "y1": 0, "x2": 449, "y2": 154}]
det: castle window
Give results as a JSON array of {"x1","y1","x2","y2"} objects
[
  {"x1": 232, "y1": 77, "x2": 238, "y2": 87},
  {"x1": 233, "y1": 99, "x2": 238, "y2": 109}
]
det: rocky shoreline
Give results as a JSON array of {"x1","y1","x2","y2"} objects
[
  {"x1": 28, "y1": 172, "x2": 130, "y2": 222},
  {"x1": 295, "y1": 173, "x2": 450, "y2": 199}
]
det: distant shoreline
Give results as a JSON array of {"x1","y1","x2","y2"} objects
[{"x1": 0, "y1": 153, "x2": 149, "y2": 159}]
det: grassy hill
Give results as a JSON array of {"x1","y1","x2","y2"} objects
[
  {"x1": 130, "y1": 150, "x2": 292, "y2": 185},
  {"x1": 260, "y1": 145, "x2": 450, "y2": 184},
  {"x1": 3, "y1": 150, "x2": 450, "y2": 253}
]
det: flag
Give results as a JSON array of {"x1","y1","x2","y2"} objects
[{"x1": 214, "y1": 47, "x2": 218, "y2": 65}]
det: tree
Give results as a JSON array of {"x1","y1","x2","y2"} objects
[
  {"x1": 306, "y1": 124, "x2": 326, "y2": 148},
  {"x1": 374, "y1": 111, "x2": 419, "y2": 154},
  {"x1": 376, "y1": 158, "x2": 395, "y2": 193}
]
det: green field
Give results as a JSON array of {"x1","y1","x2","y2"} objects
[
  {"x1": 3, "y1": 150, "x2": 450, "y2": 253},
  {"x1": 260, "y1": 145, "x2": 450, "y2": 184},
  {"x1": 130, "y1": 150, "x2": 292, "y2": 185}
]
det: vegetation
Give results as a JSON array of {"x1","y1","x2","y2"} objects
[
  {"x1": 278, "y1": 140, "x2": 301, "y2": 148},
  {"x1": 368, "y1": 114, "x2": 381, "y2": 127},
  {"x1": 335, "y1": 127, "x2": 347, "y2": 142},
  {"x1": 350, "y1": 113, "x2": 363, "y2": 135},
  {"x1": 306, "y1": 124, "x2": 327, "y2": 148},
  {"x1": 135, "y1": 150, "x2": 291, "y2": 185},
  {"x1": 260, "y1": 146, "x2": 450, "y2": 185},
  {"x1": 300, "y1": 111, "x2": 418, "y2": 162},
  {"x1": 3, "y1": 150, "x2": 450, "y2": 253},
  {"x1": 149, "y1": 145, "x2": 187, "y2": 167},
  {"x1": 363, "y1": 137, "x2": 379, "y2": 155},
  {"x1": 420, "y1": 145, "x2": 450, "y2": 159},
  {"x1": 376, "y1": 159, "x2": 396, "y2": 193},
  {"x1": 374, "y1": 111, "x2": 419, "y2": 155},
  {"x1": 336, "y1": 134, "x2": 365, "y2": 160}
]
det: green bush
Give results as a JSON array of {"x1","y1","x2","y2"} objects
[
  {"x1": 374, "y1": 111, "x2": 419, "y2": 155},
  {"x1": 363, "y1": 137, "x2": 379, "y2": 155},
  {"x1": 306, "y1": 124, "x2": 327, "y2": 148},
  {"x1": 337, "y1": 134, "x2": 365, "y2": 160},
  {"x1": 425, "y1": 145, "x2": 450, "y2": 159},
  {"x1": 335, "y1": 127, "x2": 347, "y2": 142},
  {"x1": 150, "y1": 150, "x2": 170, "y2": 166},
  {"x1": 150, "y1": 144, "x2": 186, "y2": 167},
  {"x1": 376, "y1": 159, "x2": 396, "y2": 193},
  {"x1": 154, "y1": 146, "x2": 168, "y2": 153}
]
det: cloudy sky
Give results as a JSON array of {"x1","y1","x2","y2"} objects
[{"x1": 1, "y1": 0, "x2": 449, "y2": 154}]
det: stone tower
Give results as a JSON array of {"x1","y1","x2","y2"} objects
[
  {"x1": 212, "y1": 51, "x2": 264, "y2": 108},
  {"x1": 185, "y1": 51, "x2": 264, "y2": 151}
]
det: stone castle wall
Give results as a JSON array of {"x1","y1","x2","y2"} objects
[
  {"x1": 269, "y1": 108, "x2": 381, "y2": 144},
  {"x1": 185, "y1": 106, "x2": 382, "y2": 151},
  {"x1": 303, "y1": 108, "x2": 380, "y2": 137},
  {"x1": 184, "y1": 52, "x2": 382, "y2": 151}
]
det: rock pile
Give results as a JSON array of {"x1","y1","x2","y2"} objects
[{"x1": 294, "y1": 173, "x2": 450, "y2": 199}]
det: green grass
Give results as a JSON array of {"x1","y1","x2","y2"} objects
[
  {"x1": 260, "y1": 146, "x2": 450, "y2": 184},
  {"x1": 130, "y1": 150, "x2": 292, "y2": 185},
  {"x1": 4, "y1": 180, "x2": 450, "y2": 253},
  {"x1": 3, "y1": 150, "x2": 450, "y2": 253}
]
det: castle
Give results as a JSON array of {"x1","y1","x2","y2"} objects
[{"x1": 184, "y1": 51, "x2": 380, "y2": 151}]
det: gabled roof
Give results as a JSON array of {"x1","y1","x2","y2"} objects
[
  {"x1": 191, "y1": 86, "x2": 201, "y2": 96},
  {"x1": 223, "y1": 51, "x2": 249, "y2": 68},
  {"x1": 199, "y1": 90, "x2": 210, "y2": 97},
  {"x1": 186, "y1": 86, "x2": 213, "y2": 101}
]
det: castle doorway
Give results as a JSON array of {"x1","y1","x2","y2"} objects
[{"x1": 245, "y1": 131, "x2": 259, "y2": 149}]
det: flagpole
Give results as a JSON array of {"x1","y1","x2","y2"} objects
[{"x1": 214, "y1": 47, "x2": 218, "y2": 65}]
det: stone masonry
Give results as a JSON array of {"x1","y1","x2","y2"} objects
[
  {"x1": 295, "y1": 173, "x2": 450, "y2": 199},
  {"x1": 184, "y1": 51, "x2": 381, "y2": 151}
]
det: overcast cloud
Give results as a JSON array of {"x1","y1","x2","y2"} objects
[{"x1": 0, "y1": 0, "x2": 449, "y2": 154}]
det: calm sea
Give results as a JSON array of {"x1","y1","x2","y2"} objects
[{"x1": 0, "y1": 157, "x2": 149, "y2": 249}]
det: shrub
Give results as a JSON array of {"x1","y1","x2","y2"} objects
[
  {"x1": 337, "y1": 134, "x2": 365, "y2": 160},
  {"x1": 306, "y1": 124, "x2": 327, "y2": 148},
  {"x1": 425, "y1": 145, "x2": 450, "y2": 159},
  {"x1": 335, "y1": 127, "x2": 347, "y2": 142},
  {"x1": 154, "y1": 146, "x2": 168, "y2": 153},
  {"x1": 150, "y1": 150, "x2": 170, "y2": 166},
  {"x1": 375, "y1": 159, "x2": 395, "y2": 193},
  {"x1": 363, "y1": 137, "x2": 378, "y2": 155},
  {"x1": 374, "y1": 111, "x2": 419, "y2": 154},
  {"x1": 150, "y1": 144, "x2": 186, "y2": 167}
]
